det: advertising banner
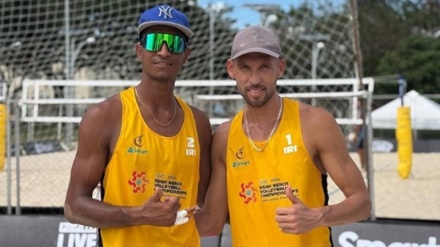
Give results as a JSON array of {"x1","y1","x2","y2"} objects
[{"x1": 0, "y1": 216, "x2": 439, "y2": 247}]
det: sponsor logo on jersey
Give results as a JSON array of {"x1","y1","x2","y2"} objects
[
  {"x1": 127, "y1": 135, "x2": 148, "y2": 154},
  {"x1": 134, "y1": 134, "x2": 143, "y2": 147},
  {"x1": 235, "y1": 146, "x2": 244, "y2": 159},
  {"x1": 127, "y1": 147, "x2": 148, "y2": 155},
  {"x1": 232, "y1": 146, "x2": 250, "y2": 168},
  {"x1": 232, "y1": 160, "x2": 250, "y2": 168}
]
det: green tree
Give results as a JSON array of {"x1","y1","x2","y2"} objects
[
  {"x1": 377, "y1": 35, "x2": 440, "y2": 94},
  {"x1": 357, "y1": 0, "x2": 411, "y2": 77},
  {"x1": 357, "y1": 0, "x2": 439, "y2": 95},
  {"x1": 401, "y1": 0, "x2": 440, "y2": 36}
]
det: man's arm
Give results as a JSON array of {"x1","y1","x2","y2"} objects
[
  {"x1": 64, "y1": 96, "x2": 181, "y2": 228},
  {"x1": 275, "y1": 105, "x2": 370, "y2": 234},
  {"x1": 190, "y1": 106, "x2": 213, "y2": 207},
  {"x1": 195, "y1": 122, "x2": 230, "y2": 236},
  {"x1": 311, "y1": 107, "x2": 371, "y2": 226}
]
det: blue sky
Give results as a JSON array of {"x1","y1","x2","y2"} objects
[{"x1": 197, "y1": 0, "x2": 293, "y2": 28}]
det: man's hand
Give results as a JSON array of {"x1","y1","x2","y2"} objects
[
  {"x1": 185, "y1": 205, "x2": 201, "y2": 218},
  {"x1": 275, "y1": 185, "x2": 321, "y2": 234},
  {"x1": 140, "y1": 187, "x2": 181, "y2": 226}
]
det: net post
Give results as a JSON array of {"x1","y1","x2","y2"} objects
[{"x1": 0, "y1": 103, "x2": 6, "y2": 171}]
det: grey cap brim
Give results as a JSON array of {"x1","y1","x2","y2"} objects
[
  {"x1": 230, "y1": 47, "x2": 280, "y2": 60},
  {"x1": 137, "y1": 21, "x2": 193, "y2": 38}
]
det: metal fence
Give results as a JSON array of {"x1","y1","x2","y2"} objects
[{"x1": 0, "y1": 78, "x2": 374, "y2": 217}]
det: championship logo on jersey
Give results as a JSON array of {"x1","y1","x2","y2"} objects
[
  {"x1": 239, "y1": 181, "x2": 257, "y2": 204},
  {"x1": 128, "y1": 171, "x2": 149, "y2": 193}
]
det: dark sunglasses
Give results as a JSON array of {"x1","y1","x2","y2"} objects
[{"x1": 143, "y1": 33, "x2": 186, "y2": 54}]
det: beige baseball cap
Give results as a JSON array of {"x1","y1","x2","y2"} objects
[{"x1": 230, "y1": 26, "x2": 281, "y2": 60}]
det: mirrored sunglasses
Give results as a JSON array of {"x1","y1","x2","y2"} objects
[{"x1": 143, "y1": 33, "x2": 186, "y2": 54}]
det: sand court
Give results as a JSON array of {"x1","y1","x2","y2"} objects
[{"x1": 1, "y1": 151, "x2": 439, "y2": 221}]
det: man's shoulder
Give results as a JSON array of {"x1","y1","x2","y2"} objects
[
  {"x1": 83, "y1": 94, "x2": 122, "y2": 121},
  {"x1": 98, "y1": 94, "x2": 122, "y2": 110},
  {"x1": 187, "y1": 105, "x2": 210, "y2": 123},
  {"x1": 214, "y1": 121, "x2": 231, "y2": 136},
  {"x1": 298, "y1": 103, "x2": 337, "y2": 130}
]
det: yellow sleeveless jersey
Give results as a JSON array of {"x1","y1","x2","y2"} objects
[
  {"x1": 99, "y1": 87, "x2": 201, "y2": 247},
  {"x1": 226, "y1": 98, "x2": 332, "y2": 247}
]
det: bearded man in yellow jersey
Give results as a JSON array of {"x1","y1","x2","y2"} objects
[
  {"x1": 195, "y1": 26, "x2": 371, "y2": 246},
  {"x1": 64, "y1": 4, "x2": 212, "y2": 247}
]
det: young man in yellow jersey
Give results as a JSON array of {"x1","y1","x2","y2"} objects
[
  {"x1": 64, "y1": 4, "x2": 212, "y2": 246},
  {"x1": 196, "y1": 26, "x2": 371, "y2": 246}
]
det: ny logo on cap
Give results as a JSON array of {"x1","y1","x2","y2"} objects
[{"x1": 158, "y1": 5, "x2": 173, "y2": 19}]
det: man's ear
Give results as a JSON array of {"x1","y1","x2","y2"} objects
[
  {"x1": 278, "y1": 58, "x2": 286, "y2": 78},
  {"x1": 182, "y1": 47, "x2": 191, "y2": 66},
  {"x1": 135, "y1": 43, "x2": 143, "y2": 62},
  {"x1": 226, "y1": 59, "x2": 235, "y2": 79}
]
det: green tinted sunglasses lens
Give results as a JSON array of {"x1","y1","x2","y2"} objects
[{"x1": 144, "y1": 33, "x2": 186, "y2": 54}]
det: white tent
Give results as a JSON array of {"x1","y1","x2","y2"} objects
[{"x1": 372, "y1": 90, "x2": 440, "y2": 130}]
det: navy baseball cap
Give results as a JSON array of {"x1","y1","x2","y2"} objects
[{"x1": 137, "y1": 4, "x2": 193, "y2": 39}]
